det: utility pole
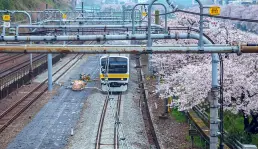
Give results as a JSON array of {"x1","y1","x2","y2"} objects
[{"x1": 45, "y1": 3, "x2": 52, "y2": 91}]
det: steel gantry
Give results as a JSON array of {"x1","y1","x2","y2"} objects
[{"x1": 1, "y1": 1, "x2": 258, "y2": 149}]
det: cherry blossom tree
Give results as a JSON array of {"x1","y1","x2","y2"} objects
[
  {"x1": 221, "y1": 4, "x2": 258, "y2": 33},
  {"x1": 100, "y1": 4, "x2": 122, "y2": 11},
  {"x1": 151, "y1": 10, "x2": 258, "y2": 133}
]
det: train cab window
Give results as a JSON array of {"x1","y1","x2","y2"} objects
[{"x1": 101, "y1": 57, "x2": 128, "y2": 73}]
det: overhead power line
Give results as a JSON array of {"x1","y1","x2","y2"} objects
[
  {"x1": 177, "y1": 9, "x2": 258, "y2": 23},
  {"x1": 154, "y1": 9, "x2": 258, "y2": 23}
]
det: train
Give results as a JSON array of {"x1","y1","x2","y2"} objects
[{"x1": 99, "y1": 54, "x2": 129, "y2": 92}]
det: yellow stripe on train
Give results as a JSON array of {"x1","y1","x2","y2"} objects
[{"x1": 99, "y1": 74, "x2": 129, "y2": 78}]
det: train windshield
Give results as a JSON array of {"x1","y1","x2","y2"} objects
[{"x1": 101, "y1": 57, "x2": 127, "y2": 73}]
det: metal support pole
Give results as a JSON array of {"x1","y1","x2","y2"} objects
[
  {"x1": 63, "y1": 21, "x2": 66, "y2": 45},
  {"x1": 47, "y1": 53, "x2": 52, "y2": 91},
  {"x1": 155, "y1": 10, "x2": 160, "y2": 25},
  {"x1": 210, "y1": 53, "x2": 220, "y2": 149},
  {"x1": 81, "y1": 2, "x2": 83, "y2": 17},
  {"x1": 28, "y1": 11, "x2": 33, "y2": 83},
  {"x1": 147, "y1": 0, "x2": 157, "y2": 75},
  {"x1": 122, "y1": 5, "x2": 125, "y2": 25},
  {"x1": 132, "y1": 3, "x2": 168, "y2": 34},
  {"x1": 47, "y1": 2, "x2": 52, "y2": 92},
  {"x1": 2, "y1": 26, "x2": 5, "y2": 36},
  {"x1": 195, "y1": 0, "x2": 204, "y2": 50},
  {"x1": 81, "y1": 2, "x2": 84, "y2": 35},
  {"x1": 220, "y1": 87, "x2": 224, "y2": 149},
  {"x1": 5, "y1": 10, "x2": 33, "y2": 82},
  {"x1": 29, "y1": 52, "x2": 33, "y2": 82}
]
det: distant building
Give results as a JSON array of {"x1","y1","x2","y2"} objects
[
  {"x1": 138, "y1": 0, "x2": 148, "y2": 3},
  {"x1": 228, "y1": 0, "x2": 256, "y2": 4}
]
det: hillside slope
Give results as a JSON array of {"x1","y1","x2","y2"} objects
[{"x1": 0, "y1": 0, "x2": 74, "y2": 11}]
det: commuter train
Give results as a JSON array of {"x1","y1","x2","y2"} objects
[{"x1": 99, "y1": 54, "x2": 129, "y2": 92}]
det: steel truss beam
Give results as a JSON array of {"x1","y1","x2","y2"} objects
[
  {"x1": 0, "y1": 33, "x2": 206, "y2": 41},
  {"x1": 0, "y1": 44, "x2": 254, "y2": 54}
]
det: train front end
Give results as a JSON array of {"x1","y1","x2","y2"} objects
[{"x1": 100, "y1": 55, "x2": 129, "y2": 92}]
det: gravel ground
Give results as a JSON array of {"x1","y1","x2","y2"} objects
[
  {"x1": 0, "y1": 85, "x2": 60, "y2": 149},
  {"x1": 140, "y1": 56, "x2": 193, "y2": 149},
  {"x1": 6, "y1": 55, "x2": 100, "y2": 149},
  {"x1": 0, "y1": 54, "x2": 78, "y2": 149},
  {"x1": 65, "y1": 93, "x2": 105, "y2": 149},
  {"x1": 66, "y1": 56, "x2": 149, "y2": 149}
]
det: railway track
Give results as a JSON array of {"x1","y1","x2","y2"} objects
[
  {"x1": 0, "y1": 54, "x2": 84, "y2": 133},
  {"x1": 114, "y1": 94, "x2": 121, "y2": 149},
  {"x1": 0, "y1": 54, "x2": 45, "y2": 76},
  {"x1": 0, "y1": 54, "x2": 25, "y2": 66},
  {"x1": 0, "y1": 54, "x2": 20, "y2": 61},
  {"x1": 0, "y1": 53, "x2": 8, "y2": 58},
  {"x1": 95, "y1": 93, "x2": 122, "y2": 149}
]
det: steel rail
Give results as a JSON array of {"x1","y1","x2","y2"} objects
[
  {"x1": 0, "y1": 54, "x2": 22, "y2": 64},
  {"x1": 0, "y1": 54, "x2": 83, "y2": 133},
  {"x1": 114, "y1": 93, "x2": 122, "y2": 149},
  {"x1": 0, "y1": 54, "x2": 45, "y2": 77},
  {"x1": 95, "y1": 97, "x2": 109, "y2": 149},
  {"x1": 0, "y1": 54, "x2": 8, "y2": 58},
  {"x1": 0, "y1": 54, "x2": 24, "y2": 65}
]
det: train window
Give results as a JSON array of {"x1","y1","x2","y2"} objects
[{"x1": 101, "y1": 57, "x2": 128, "y2": 73}]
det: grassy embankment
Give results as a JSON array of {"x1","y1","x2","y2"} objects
[
  {"x1": 170, "y1": 107, "x2": 206, "y2": 148},
  {"x1": 170, "y1": 106, "x2": 258, "y2": 147},
  {"x1": 0, "y1": 0, "x2": 70, "y2": 10}
]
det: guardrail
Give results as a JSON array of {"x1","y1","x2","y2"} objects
[{"x1": 192, "y1": 105, "x2": 257, "y2": 149}]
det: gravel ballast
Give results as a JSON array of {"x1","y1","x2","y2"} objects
[
  {"x1": 66, "y1": 56, "x2": 149, "y2": 149},
  {"x1": 140, "y1": 55, "x2": 194, "y2": 149},
  {"x1": 6, "y1": 55, "x2": 100, "y2": 149}
]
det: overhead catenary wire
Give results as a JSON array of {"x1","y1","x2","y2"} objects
[
  {"x1": 157, "y1": 0, "x2": 258, "y2": 23},
  {"x1": 155, "y1": 10, "x2": 258, "y2": 23},
  {"x1": 176, "y1": 9, "x2": 258, "y2": 23}
]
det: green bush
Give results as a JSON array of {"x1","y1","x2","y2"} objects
[
  {"x1": 0, "y1": 0, "x2": 67, "y2": 10},
  {"x1": 170, "y1": 107, "x2": 186, "y2": 123},
  {"x1": 223, "y1": 110, "x2": 258, "y2": 146}
]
